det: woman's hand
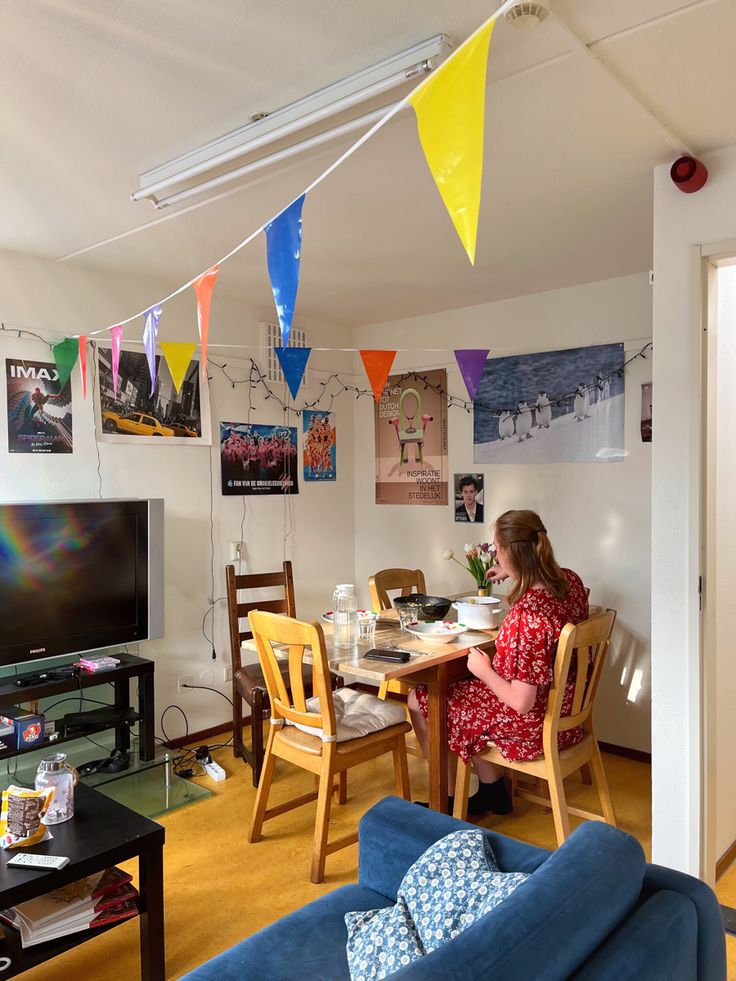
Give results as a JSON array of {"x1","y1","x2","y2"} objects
[
  {"x1": 486, "y1": 566, "x2": 509, "y2": 584},
  {"x1": 467, "y1": 646, "x2": 490, "y2": 680}
]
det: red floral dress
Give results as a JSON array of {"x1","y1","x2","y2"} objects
[{"x1": 414, "y1": 569, "x2": 589, "y2": 763}]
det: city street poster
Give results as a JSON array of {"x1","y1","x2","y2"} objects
[{"x1": 95, "y1": 346, "x2": 211, "y2": 444}]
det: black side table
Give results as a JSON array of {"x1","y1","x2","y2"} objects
[{"x1": 0, "y1": 783, "x2": 165, "y2": 979}]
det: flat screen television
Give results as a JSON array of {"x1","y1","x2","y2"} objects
[{"x1": 0, "y1": 499, "x2": 164, "y2": 668}]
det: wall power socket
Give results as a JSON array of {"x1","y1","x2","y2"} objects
[{"x1": 230, "y1": 542, "x2": 244, "y2": 562}]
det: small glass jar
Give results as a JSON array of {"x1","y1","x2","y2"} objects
[{"x1": 35, "y1": 753, "x2": 77, "y2": 824}]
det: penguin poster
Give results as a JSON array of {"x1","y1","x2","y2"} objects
[
  {"x1": 6, "y1": 358, "x2": 73, "y2": 454},
  {"x1": 473, "y1": 342, "x2": 625, "y2": 464},
  {"x1": 374, "y1": 368, "x2": 448, "y2": 505}
]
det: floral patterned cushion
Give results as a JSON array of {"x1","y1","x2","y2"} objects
[{"x1": 345, "y1": 829, "x2": 530, "y2": 980}]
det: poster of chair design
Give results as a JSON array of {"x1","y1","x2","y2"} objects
[
  {"x1": 473, "y1": 342, "x2": 625, "y2": 465},
  {"x1": 374, "y1": 368, "x2": 448, "y2": 505}
]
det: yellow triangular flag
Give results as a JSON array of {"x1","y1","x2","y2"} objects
[
  {"x1": 160, "y1": 342, "x2": 196, "y2": 394},
  {"x1": 408, "y1": 21, "x2": 494, "y2": 265}
]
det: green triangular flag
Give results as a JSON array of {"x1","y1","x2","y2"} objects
[{"x1": 52, "y1": 337, "x2": 79, "y2": 390}]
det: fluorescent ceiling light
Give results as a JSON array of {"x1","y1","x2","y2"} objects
[{"x1": 133, "y1": 34, "x2": 453, "y2": 209}]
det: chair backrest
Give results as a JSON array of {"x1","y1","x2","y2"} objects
[
  {"x1": 226, "y1": 562, "x2": 296, "y2": 672},
  {"x1": 248, "y1": 610, "x2": 336, "y2": 739},
  {"x1": 543, "y1": 609, "x2": 617, "y2": 753},
  {"x1": 368, "y1": 568, "x2": 427, "y2": 612}
]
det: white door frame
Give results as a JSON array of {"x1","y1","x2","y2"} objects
[{"x1": 700, "y1": 238, "x2": 736, "y2": 884}]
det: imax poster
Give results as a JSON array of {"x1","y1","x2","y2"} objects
[
  {"x1": 6, "y1": 358, "x2": 73, "y2": 454},
  {"x1": 220, "y1": 422, "x2": 299, "y2": 496},
  {"x1": 374, "y1": 368, "x2": 448, "y2": 505}
]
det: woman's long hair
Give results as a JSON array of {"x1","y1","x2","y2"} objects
[{"x1": 494, "y1": 510, "x2": 569, "y2": 606}]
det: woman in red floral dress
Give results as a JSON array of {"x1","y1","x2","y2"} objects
[{"x1": 408, "y1": 509, "x2": 589, "y2": 815}]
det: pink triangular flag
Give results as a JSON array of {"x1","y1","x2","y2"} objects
[{"x1": 109, "y1": 325, "x2": 124, "y2": 398}]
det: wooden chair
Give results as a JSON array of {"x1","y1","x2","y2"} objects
[
  {"x1": 452, "y1": 610, "x2": 618, "y2": 847},
  {"x1": 247, "y1": 610, "x2": 411, "y2": 882},
  {"x1": 369, "y1": 568, "x2": 426, "y2": 705},
  {"x1": 226, "y1": 562, "x2": 342, "y2": 787}
]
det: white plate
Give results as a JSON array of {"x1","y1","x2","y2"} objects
[
  {"x1": 322, "y1": 610, "x2": 375, "y2": 624},
  {"x1": 405, "y1": 621, "x2": 468, "y2": 644}
]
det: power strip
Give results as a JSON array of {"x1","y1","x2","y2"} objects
[{"x1": 203, "y1": 761, "x2": 226, "y2": 782}]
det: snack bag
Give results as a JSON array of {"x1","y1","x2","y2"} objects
[{"x1": 0, "y1": 785, "x2": 54, "y2": 849}]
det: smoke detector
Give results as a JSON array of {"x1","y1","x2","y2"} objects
[{"x1": 505, "y1": 0, "x2": 550, "y2": 30}]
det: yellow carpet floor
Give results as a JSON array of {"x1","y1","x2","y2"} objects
[{"x1": 13, "y1": 734, "x2": 734, "y2": 980}]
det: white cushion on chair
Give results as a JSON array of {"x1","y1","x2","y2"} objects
[{"x1": 287, "y1": 688, "x2": 407, "y2": 742}]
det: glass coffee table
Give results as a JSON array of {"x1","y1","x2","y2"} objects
[{"x1": 0, "y1": 783, "x2": 164, "y2": 979}]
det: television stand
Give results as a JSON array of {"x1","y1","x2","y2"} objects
[{"x1": 0, "y1": 653, "x2": 155, "y2": 765}]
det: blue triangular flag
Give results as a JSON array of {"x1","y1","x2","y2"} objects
[
  {"x1": 265, "y1": 194, "x2": 305, "y2": 347},
  {"x1": 275, "y1": 346, "x2": 311, "y2": 400}
]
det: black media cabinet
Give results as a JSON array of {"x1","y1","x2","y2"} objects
[{"x1": 0, "y1": 654, "x2": 155, "y2": 764}]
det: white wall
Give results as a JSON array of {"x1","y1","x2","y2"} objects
[
  {"x1": 0, "y1": 249, "x2": 355, "y2": 738},
  {"x1": 652, "y1": 144, "x2": 736, "y2": 875},
  {"x1": 352, "y1": 273, "x2": 652, "y2": 752},
  {"x1": 715, "y1": 264, "x2": 736, "y2": 862}
]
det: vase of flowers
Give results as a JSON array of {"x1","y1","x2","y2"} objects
[{"x1": 443, "y1": 543, "x2": 496, "y2": 594}]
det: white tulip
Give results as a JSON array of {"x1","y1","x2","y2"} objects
[
  {"x1": 464, "y1": 544, "x2": 473, "y2": 554},
  {"x1": 442, "y1": 549, "x2": 454, "y2": 560}
]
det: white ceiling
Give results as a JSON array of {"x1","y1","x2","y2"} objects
[{"x1": 2, "y1": 0, "x2": 735, "y2": 328}]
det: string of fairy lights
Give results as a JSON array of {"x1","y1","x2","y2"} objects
[{"x1": 209, "y1": 341, "x2": 652, "y2": 419}]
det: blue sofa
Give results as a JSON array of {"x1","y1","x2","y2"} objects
[{"x1": 183, "y1": 797, "x2": 726, "y2": 980}]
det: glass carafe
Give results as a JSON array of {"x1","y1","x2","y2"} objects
[{"x1": 333, "y1": 583, "x2": 358, "y2": 649}]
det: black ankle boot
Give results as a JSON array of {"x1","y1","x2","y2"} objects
[{"x1": 467, "y1": 778, "x2": 512, "y2": 816}]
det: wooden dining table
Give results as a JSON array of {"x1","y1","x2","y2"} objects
[{"x1": 245, "y1": 599, "x2": 502, "y2": 813}]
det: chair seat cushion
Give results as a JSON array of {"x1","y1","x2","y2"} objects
[
  {"x1": 277, "y1": 721, "x2": 411, "y2": 757},
  {"x1": 287, "y1": 687, "x2": 408, "y2": 742},
  {"x1": 345, "y1": 829, "x2": 529, "y2": 980}
]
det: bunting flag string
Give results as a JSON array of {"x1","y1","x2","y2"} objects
[
  {"x1": 52, "y1": 337, "x2": 79, "y2": 389},
  {"x1": 193, "y1": 267, "x2": 219, "y2": 377},
  {"x1": 360, "y1": 350, "x2": 397, "y2": 403},
  {"x1": 265, "y1": 196, "x2": 305, "y2": 347},
  {"x1": 161, "y1": 341, "x2": 197, "y2": 394},
  {"x1": 275, "y1": 345, "x2": 311, "y2": 399},
  {"x1": 143, "y1": 305, "x2": 162, "y2": 394},
  {"x1": 409, "y1": 20, "x2": 494, "y2": 264},
  {"x1": 109, "y1": 325, "x2": 124, "y2": 397},
  {"x1": 78, "y1": 336, "x2": 88, "y2": 399},
  {"x1": 44, "y1": 0, "x2": 518, "y2": 353}
]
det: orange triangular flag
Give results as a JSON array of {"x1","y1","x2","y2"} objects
[
  {"x1": 193, "y1": 266, "x2": 219, "y2": 377},
  {"x1": 360, "y1": 350, "x2": 397, "y2": 403},
  {"x1": 78, "y1": 336, "x2": 87, "y2": 399}
]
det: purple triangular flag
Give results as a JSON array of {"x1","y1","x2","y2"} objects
[
  {"x1": 143, "y1": 304, "x2": 162, "y2": 395},
  {"x1": 265, "y1": 195, "x2": 305, "y2": 347},
  {"x1": 275, "y1": 346, "x2": 311, "y2": 400},
  {"x1": 454, "y1": 349, "x2": 489, "y2": 401}
]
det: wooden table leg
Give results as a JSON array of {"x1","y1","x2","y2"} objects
[
  {"x1": 139, "y1": 843, "x2": 165, "y2": 981},
  {"x1": 427, "y1": 663, "x2": 449, "y2": 813}
]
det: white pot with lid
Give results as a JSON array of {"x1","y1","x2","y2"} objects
[{"x1": 451, "y1": 595, "x2": 502, "y2": 630}]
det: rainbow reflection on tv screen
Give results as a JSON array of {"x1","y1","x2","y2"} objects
[{"x1": 0, "y1": 500, "x2": 151, "y2": 665}]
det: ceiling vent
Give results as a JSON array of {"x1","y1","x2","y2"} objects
[
  {"x1": 505, "y1": 1, "x2": 550, "y2": 30},
  {"x1": 259, "y1": 322, "x2": 309, "y2": 386}
]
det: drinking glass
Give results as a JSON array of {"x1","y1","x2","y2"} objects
[
  {"x1": 357, "y1": 618, "x2": 376, "y2": 644},
  {"x1": 398, "y1": 604, "x2": 418, "y2": 633}
]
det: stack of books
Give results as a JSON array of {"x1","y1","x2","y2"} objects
[{"x1": 0, "y1": 867, "x2": 138, "y2": 947}]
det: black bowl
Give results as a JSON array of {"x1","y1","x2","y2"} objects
[{"x1": 393, "y1": 594, "x2": 451, "y2": 621}]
